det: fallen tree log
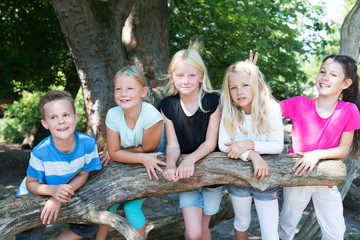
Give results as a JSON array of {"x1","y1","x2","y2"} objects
[
  {"x1": 42, "y1": 192, "x2": 235, "y2": 239},
  {"x1": 0, "y1": 153, "x2": 346, "y2": 239}
]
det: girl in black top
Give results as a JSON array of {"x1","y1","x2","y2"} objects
[{"x1": 159, "y1": 49, "x2": 223, "y2": 240}]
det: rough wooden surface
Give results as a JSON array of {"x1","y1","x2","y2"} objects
[{"x1": 0, "y1": 153, "x2": 346, "y2": 239}]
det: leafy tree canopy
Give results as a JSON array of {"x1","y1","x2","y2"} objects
[
  {"x1": 1, "y1": 0, "x2": 332, "y2": 101},
  {"x1": 0, "y1": 0, "x2": 71, "y2": 99},
  {"x1": 169, "y1": 0, "x2": 331, "y2": 100}
]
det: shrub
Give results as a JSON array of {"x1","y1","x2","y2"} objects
[
  {"x1": 0, "y1": 91, "x2": 42, "y2": 143},
  {"x1": 0, "y1": 89, "x2": 87, "y2": 143}
]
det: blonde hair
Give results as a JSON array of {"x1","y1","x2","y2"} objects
[
  {"x1": 165, "y1": 49, "x2": 213, "y2": 112},
  {"x1": 221, "y1": 61, "x2": 273, "y2": 138},
  {"x1": 114, "y1": 65, "x2": 147, "y2": 88}
]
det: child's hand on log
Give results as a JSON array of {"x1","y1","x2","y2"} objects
[
  {"x1": 41, "y1": 197, "x2": 61, "y2": 225},
  {"x1": 140, "y1": 152, "x2": 166, "y2": 181},
  {"x1": 293, "y1": 150, "x2": 321, "y2": 176},
  {"x1": 99, "y1": 150, "x2": 111, "y2": 167},
  {"x1": 176, "y1": 157, "x2": 195, "y2": 180},
  {"x1": 51, "y1": 184, "x2": 74, "y2": 203},
  {"x1": 248, "y1": 151, "x2": 269, "y2": 182},
  {"x1": 164, "y1": 164, "x2": 177, "y2": 182}
]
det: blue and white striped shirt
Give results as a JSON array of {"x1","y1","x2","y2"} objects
[{"x1": 17, "y1": 131, "x2": 102, "y2": 195}]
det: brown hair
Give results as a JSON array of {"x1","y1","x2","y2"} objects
[{"x1": 38, "y1": 90, "x2": 75, "y2": 119}]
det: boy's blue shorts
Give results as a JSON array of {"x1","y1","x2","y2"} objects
[{"x1": 15, "y1": 223, "x2": 97, "y2": 240}]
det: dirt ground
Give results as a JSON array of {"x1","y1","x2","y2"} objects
[{"x1": 0, "y1": 141, "x2": 359, "y2": 239}]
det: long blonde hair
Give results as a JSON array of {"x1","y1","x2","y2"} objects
[
  {"x1": 221, "y1": 61, "x2": 273, "y2": 138},
  {"x1": 165, "y1": 49, "x2": 213, "y2": 112}
]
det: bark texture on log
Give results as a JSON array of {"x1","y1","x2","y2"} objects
[
  {"x1": 101, "y1": 192, "x2": 234, "y2": 240},
  {"x1": 0, "y1": 153, "x2": 346, "y2": 239}
]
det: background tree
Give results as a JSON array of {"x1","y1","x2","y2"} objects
[
  {"x1": 169, "y1": 0, "x2": 330, "y2": 99},
  {"x1": 1, "y1": 0, "x2": 360, "y2": 239},
  {"x1": 1, "y1": 0, "x2": 330, "y2": 144},
  {"x1": 0, "y1": 0, "x2": 74, "y2": 99},
  {"x1": 51, "y1": 0, "x2": 169, "y2": 148}
]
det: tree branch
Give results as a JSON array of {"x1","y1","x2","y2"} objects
[{"x1": 0, "y1": 153, "x2": 346, "y2": 239}]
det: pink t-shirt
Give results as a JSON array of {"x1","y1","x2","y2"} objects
[{"x1": 280, "y1": 96, "x2": 360, "y2": 153}]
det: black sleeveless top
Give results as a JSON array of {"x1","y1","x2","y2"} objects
[{"x1": 159, "y1": 92, "x2": 220, "y2": 153}]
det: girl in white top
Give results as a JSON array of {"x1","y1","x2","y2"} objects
[{"x1": 218, "y1": 61, "x2": 283, "y2": 240}]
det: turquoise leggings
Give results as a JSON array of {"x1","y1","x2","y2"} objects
[{"x1": 109, "y1": 198, "x2": 145, "y2": 229}]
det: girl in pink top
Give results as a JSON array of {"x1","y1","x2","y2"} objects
[{"x1": 279, "y1": 54, "x2": 360, "y2": 240}]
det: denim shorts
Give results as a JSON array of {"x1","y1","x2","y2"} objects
[
  {"x1": 228, "y1": 185, "x2": 278, "y2": 201},
  {"x1": 179, "y1": 185, "x2": 224, "y2": 215},
  {"x1": 69, "y1": 223, "x2": 98, "y2": 237},
  {"x1": 16, "y1": 226, "x2": 46, "y2": 240}
]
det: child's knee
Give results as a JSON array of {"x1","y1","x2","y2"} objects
[
  {"x1": 184, "y1": 228, "x2": 202, "y2": 240},
  {"x1": 233, "y1": 217, "x2": 250, "y2": 232}
]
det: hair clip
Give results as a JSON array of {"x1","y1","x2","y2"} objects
[{"x1": 126, "y1": 70, "x2": 134, "y2": 76}]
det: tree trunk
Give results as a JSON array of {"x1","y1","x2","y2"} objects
[
  {"x1": 51, "y1": 0, "x2": 168, "y2": 150},
  {"x1": 0, "y1": 153, "x2": 346, "y2": 239},
  {"x1": 340, "y1": 0, "x2": 360, "y2": 61},
  {"x1": 122, "y1": 0, "x2": 169, "y2": 106}
]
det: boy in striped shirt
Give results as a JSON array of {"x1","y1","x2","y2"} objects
[{"x1": 16, "y1": 90, "x2": 102, "y2": 240}]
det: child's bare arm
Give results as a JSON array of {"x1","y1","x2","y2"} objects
[
  {"x1": 106, "y1": 127, "x2": 143, "y2": 163},
  {"x1": 25, "y1": 177, "x2": 63, "y2": 224},
  {"x1": 26, "y1": 171, "x2": 89, "y2": 225},
  {"x1": 124, "y1": 120, "x2": 163, "y2": 153},
  {"x1": 142, "y1": 120, "x2": 163, "y2": 152},
  {"x1": 67, "y1": 171, "x2": 90, "y2": 192},
  {"x1": 293, "y1": 130, "x2": 354, "y2": 176},
  {"x1": 26, "y1": 176, "x2": 74, "y2": 203},
  {"x1": 162, "y1": 113, "x2": 181, "y2": 181}
]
